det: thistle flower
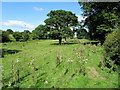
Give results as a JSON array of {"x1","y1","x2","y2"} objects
[
  {"x1": 8, "y1": 82, "x2": 11, "y2": 87},
  {"x1": 0, "y1": 66, "x2": 3, "y2": 69},
  {"x1": 16, "y1": 59, "x2": 19, "y2": 63},
  {"x1": 44, "y1": 80, "x2": 48, "y2": 84},
  {"x1": 68, "y1": 58, "x2": 74, "y2": 63},
  {"x1": 82, "y1": 59, "x2": 86, "y2": 62}
]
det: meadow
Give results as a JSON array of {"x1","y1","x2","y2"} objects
[{"x1": 1, "y1": 39, "x2": 118, "y2": 88}]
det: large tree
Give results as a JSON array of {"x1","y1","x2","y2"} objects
[
  {"x1": 44, "y1": 10, "x2": 78, "y2": 44},
  {"x1": 79, "y1": 2, "x2": 120, "y2": 44}
]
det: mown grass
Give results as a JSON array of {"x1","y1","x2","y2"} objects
[{"x1": 1, "y1": 39, "x2": 118, "y2": 88}]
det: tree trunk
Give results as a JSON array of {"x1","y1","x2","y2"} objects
[
  {"x1": 64, "y1": 37, "x2": 67, "y2": 41},
  {"x1": 59, "y1": 37, "x2": 62, "y2": 45}
]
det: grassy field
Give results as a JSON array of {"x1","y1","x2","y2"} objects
[{"x1": 1, "y1": 39, "x2": 118, "y2": 88}]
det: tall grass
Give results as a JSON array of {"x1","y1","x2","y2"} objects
[{"x1": 1, "y1": 40, "x2": 118, "y2": 88}]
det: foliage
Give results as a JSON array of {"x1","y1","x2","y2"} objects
[
  {"x1": 22, "y1": 30, "x2": 31, "y2": 41},
  {"x1": 2, "y1": 30, "x2": 32, "y2": 42},
  {"x1": 48, "y1": 29, "x2": 59, "y2": 39},
  {"x1": 32, "y1": 25, "x2": 49, "y2": 39},
  {"x1": 44, "y1": 10, "x2": 78, "y2": 44},
  {"x1": 2, "y1": 29, "x2": 15, "y2": 42},
  {"x1": 2, "y1": 31, "x2": 10, "y2": 42},
  {"x1": 0, "y1": 30, "x2": 2, "y2": 42},
  {"x1": 8, "y1": 34, "x2": 16, "y2": 42},
  {"x1": 79, "y1": 2, "x2": 120, "y2": 44},
  {"x1": 63, "y1": 27, "x2": 74, "y2": 40},
  {"x1": 6, "y1": 29, "x2": 13, "y2": 34},
  {"x1": 103, "y1": 30, "x2": 120, "y2": 70},
  {"x1": 13, "y1": 32, "x2": 23, "y2": 41},
  {"x1": 77, "y1": 29, "x2": 89, "y2": 39}
]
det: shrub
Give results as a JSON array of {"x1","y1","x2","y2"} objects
[
  {"x1": 65, "y1": 39, "x2": 80, "y2": 44},
  {"x1": 2, "y1": 31, "x2": 10, "y2": 42},
  {"x1": 103, "y1": 30, "x2": 120, "y2": 70},
  {"x1": 13, "y1": 32, "x2": 23, "y2": 41},
  {"x1": 8, "y1": 34, "x2": 16, "y2": 42}
]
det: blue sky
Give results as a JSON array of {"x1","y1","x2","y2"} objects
[{"x1": 1, "y1": 2, "x2": 83, "y2": 32}]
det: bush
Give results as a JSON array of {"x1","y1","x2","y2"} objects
[
  {"x1": 65, "y1": 39, "x2": 80, "y2": 44},
  {"x1": 13, "y1": 32, "x2": 23, "y2": 41},
  {"x1": 8, "y1": 34, "x2": 16, "y2": 42},
  {"x1": 103, "y1": 30, "x2": 120, "y2": 70},
  {"x1": 2, "y1": 31, "x2": 10, "y2": 42}
]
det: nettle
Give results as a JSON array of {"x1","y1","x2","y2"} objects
[{"x1": 103, "y1": 30, "x2": 120, "y2": 71}]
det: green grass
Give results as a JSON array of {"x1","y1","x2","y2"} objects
[{"x1": 1, "y1": 39, "x2": 118, "y2": 88}]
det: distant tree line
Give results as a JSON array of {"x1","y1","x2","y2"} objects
[
  {"x1": 1, "y1": 25, "x2": 88, "y2": 43},
  {"x1": 0, "y1": 10, "x2": 89, "y2": 44}
]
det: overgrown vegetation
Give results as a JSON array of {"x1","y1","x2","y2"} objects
[
  {"x1": 1, "y1": 40, "x2": 118, "y2": 88},
  {"x1": 103, "y1": 30, "x2": 120, "y2": 71}
]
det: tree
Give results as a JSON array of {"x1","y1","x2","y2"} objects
[
  {"x1": 6, "y1": 29, "x2": 13, "y2": 34},
  {"x1": 2, "y1": 29, "x2": 16, "y2": 42},
  {"x1": 77, "y1": 29, "x2": 88, "y2": 39},
  {"x1": 22, "y1": 30, "x2": 31, "y2": 41},
  {"x1": 63, "y1": 27, "x2": 74, "y2": 40},
  {"x1": 13, "y1": 32, "x2": 23, "y2": 41},
  {"x1": 32, "y1": 25, "x2": 49, "y2": 39},
  {"x1": 48, "y1": 29, "x2": 59, "y2": 39},
  {"x1": 44, "y1": 10, "x2": 78, "y2": 44},
  {"x1": 75, "y1": 22, "x2": 89, "y2": 39},
  {"x1": 0, "y1": 30, "x2": 2, "y2": 43},
  {"x1": 79, "y1": 2, "x2": 120, "y2": 44},
  {"x1": 2, "y1": 31, "x2": 10, "y2": 42}
]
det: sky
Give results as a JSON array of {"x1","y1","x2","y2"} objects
[{"x1": 1, "y1": 2, "x2": 84, "y2": 32}]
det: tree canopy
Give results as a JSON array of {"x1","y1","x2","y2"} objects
[
  {"x1": 44, "y1": 9, "x2": 78, "y2": 44},
  {"x1": 79, "y1": 2, "x2": 120, "y2": 44},
  {"x1": 32, "y1": 25, "x2": 49, "y2": 39}
]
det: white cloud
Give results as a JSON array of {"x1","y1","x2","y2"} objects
[
  {"x1": 76, "y1": 15, "x2": 89, "y2": 32},
  {"x1": 76, "y1": 14, "x2": 87, "y2": 22},
  {"x1": 1, "y1": 20, "x2": 36, "y2": 29},
  {"x1": 33, "y1": 7, "x2": 44, "y2": 11}
]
